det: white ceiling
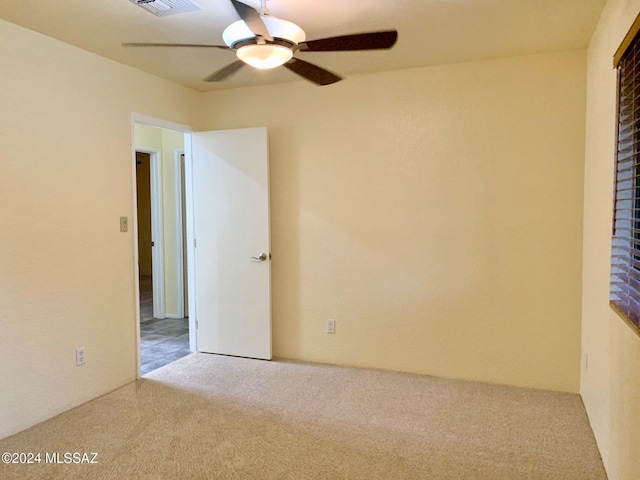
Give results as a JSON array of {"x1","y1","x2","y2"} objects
[{"x1": 0, "y1": 0, "x2": 606, "y2": 91}]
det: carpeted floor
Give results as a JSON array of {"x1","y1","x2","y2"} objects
[{"x1": 0, "y1": 354, "x2": 607, "y2": 479}]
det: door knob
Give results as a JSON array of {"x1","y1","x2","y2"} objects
[{"x1": 251, "y1": 253, "x2": 268, "y2": 261}]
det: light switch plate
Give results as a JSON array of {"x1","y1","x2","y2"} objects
[
  {"x1": 120, "y1": 216, "x2": 128, "y2": 232},
  {"x1": 327, "y1": 319, "x2": 336, "y2": 334}
]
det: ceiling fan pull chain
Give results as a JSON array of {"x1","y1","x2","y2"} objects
[{"x1": 260, "y1": 0, "x2": 269, "y2": 17}]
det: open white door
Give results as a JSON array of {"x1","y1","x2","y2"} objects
[{"x1": 187, "y1": 127, "x2": 271, "y2": 360}]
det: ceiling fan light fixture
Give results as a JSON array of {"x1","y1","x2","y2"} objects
[{"x1": 236, "y1": 44, "x2": 293, "y2": 69}]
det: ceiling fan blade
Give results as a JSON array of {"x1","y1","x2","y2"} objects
[
  {"x1": 123, "y1": 42, "x2": 230, "y2": 50},
  {"x1": 283, "y1": 58, "x2": 342, "y2": 86},
  {"x1": 299, "y1": 30, "x2": 398, "y2": 52},
  {"x1": 204, "y1": 60, "x2": 246, "y2": 82},
  {"x1": 230, "y1": 0, "x2": 273, "y2": 41}
]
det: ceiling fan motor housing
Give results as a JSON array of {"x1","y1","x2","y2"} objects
[
  {"x1": 223, "y1": 16, "x2": 306, "y2": 69},
  {"x1": 222, "y1": 16, "x2": 306, "y2": 48}
]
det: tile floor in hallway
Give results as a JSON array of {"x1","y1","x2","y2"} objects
[{"x1": 140, "y1": 318, "x2": 191, "y2": 375}]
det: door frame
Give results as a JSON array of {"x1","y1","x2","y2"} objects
[
  {"x1": 183, "y1": 136, "x2": 198, "y2": 353},
  {"x1": 131, "y1": 113, "x2": 195, "y2": 376},
  {"x1": 135, "y1": 147, "x2": 165, "y2": 320}
]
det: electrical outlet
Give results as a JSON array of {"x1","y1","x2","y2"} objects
[
  {"x1": 120, "y1": 216, "x2": 128, "y2": 232},
  {"x1": 327, "y1": 319, "x2": 335, "y2": 334},
  {"x1": 76, "y1": 347, "x2": 86, "y2": 366}
]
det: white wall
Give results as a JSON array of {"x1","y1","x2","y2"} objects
[
  {"x1": 0, "y1": 19, "x2": 198, "y2": 439},
  {"x1": 581, "y1": 0, "x2": 640, "y2": 478},
  {"x1": 198, "y1": 50, "x2": 587, "y2": 393},
  {"x1": 161, "y1": 129, "x2": 185, "y2": 318}
]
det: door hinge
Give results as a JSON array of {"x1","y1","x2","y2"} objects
[{"x1": 194, "y1": 238, "x2": 197, "y2": 248}]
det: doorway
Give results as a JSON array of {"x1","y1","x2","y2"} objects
[
  {"x1": 131, "y1": 115, "x2": 272, "y2": 375},
  {"x1": 134, "y1": 125, "x2": 191, "y2": 375},
  {"x1": 136, "y1": 152, "x2": 153, "y2": 322}
]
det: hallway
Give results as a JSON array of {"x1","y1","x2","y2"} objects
[
  {"x1": 139, "y1": 275, "x2": 190, "y2": 375},
  {"x1": 140, "y1": 318, "x2": 190, "y2": 375}
]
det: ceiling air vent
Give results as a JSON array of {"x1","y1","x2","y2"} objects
[{"x1": 130, "y1": 0, "x2": 202, "y2": 17}]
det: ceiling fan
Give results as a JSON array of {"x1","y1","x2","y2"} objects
[{"x1": 124, "y1": 0, "x2": 398, "y2": 86}]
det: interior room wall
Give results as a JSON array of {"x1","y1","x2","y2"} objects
[
  {"x1": 134, "y1": 123, "x2": 163, "y2": 150},
  {"x1": 0, "y1": 19, "x2": 198, "y2": 440},
  {"x1": 581, "y1": 0, "x2": 640, "y2": 478},
  {"x1": 161, "y1": 129, "x2": 185, "y2": 318},
  {"x1": 198, "y1": 50, "x2": 587, "y2": 393}
]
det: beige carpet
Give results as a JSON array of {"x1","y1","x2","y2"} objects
[{"x1": 0, "y1": 354, "x2": 607, "y2": 479}]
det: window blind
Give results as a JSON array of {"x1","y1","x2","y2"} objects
[{"x1": 611, "y1": 32, "x2": 640, "y2": 331}]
